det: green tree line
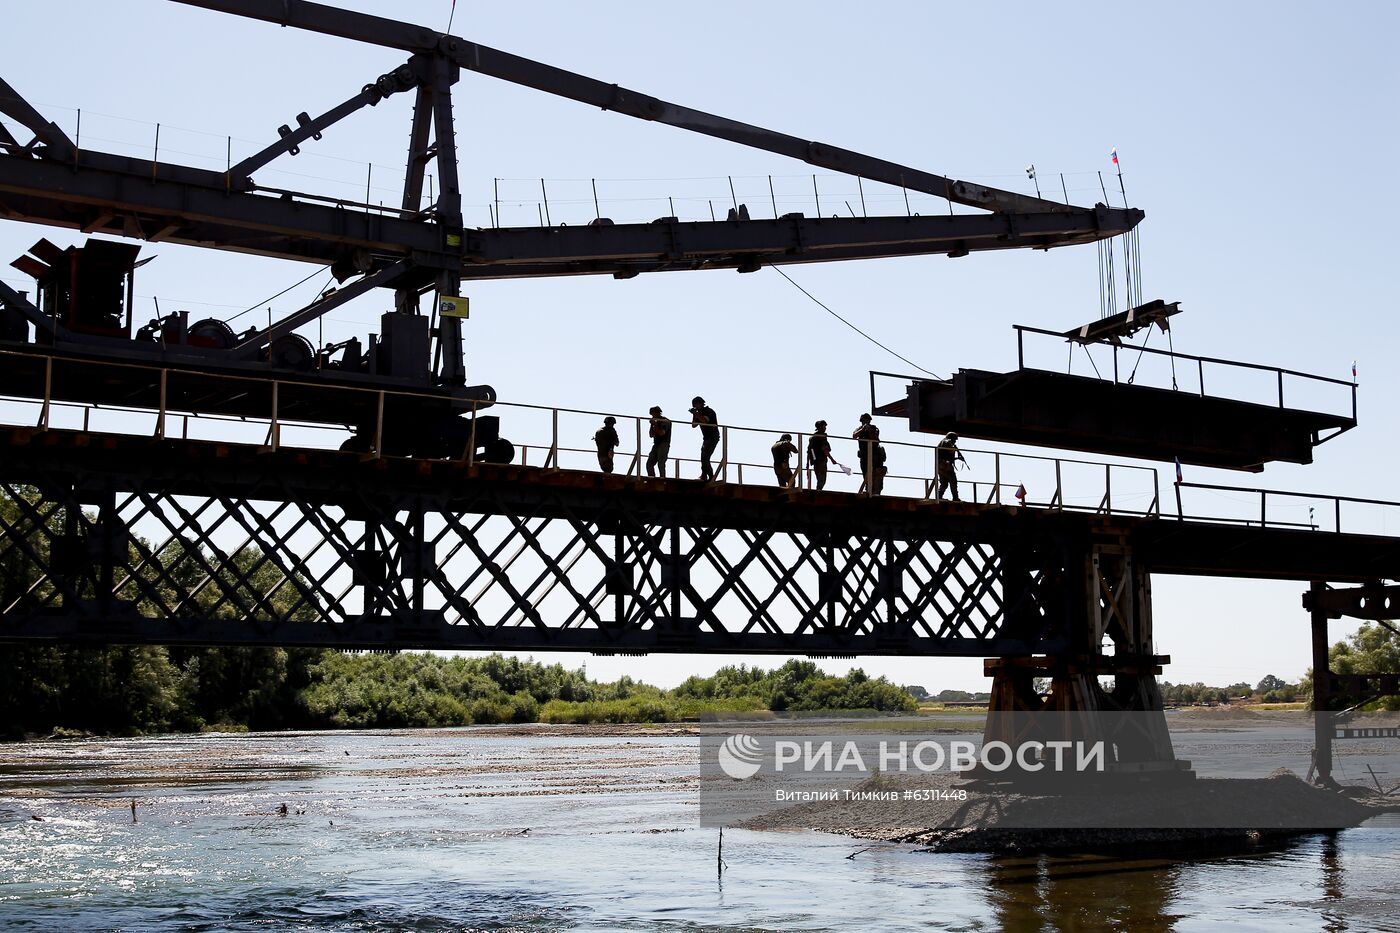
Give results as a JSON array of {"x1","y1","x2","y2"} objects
[{"x1": 0, "y1": 648, "x2": 916, "y2": 738}]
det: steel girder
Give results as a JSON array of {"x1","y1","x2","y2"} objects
[
  {"x1": 0, "y1": 152, "x2": 1138, "y2": 277},
  {"x1": 0, "y1": 428, "x2": 1079, "y2": 655}
]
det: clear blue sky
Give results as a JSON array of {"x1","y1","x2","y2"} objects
[{"x1": 3, "y1": 1, "x2": 1397, "y2": 690}]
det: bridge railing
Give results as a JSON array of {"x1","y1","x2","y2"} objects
[
  {"x1": 1014, "y1": 324, "x2": 1358, "y2": 423},
  {"x1": 1173, "y1": 482, "x2": 1400, "y2": 537},
  {"x1": 0, "y1": 347, "x2": 1162, "y2": 518}
]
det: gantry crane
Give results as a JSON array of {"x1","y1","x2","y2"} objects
[{"x1": 0, "y1": 0, "x2": 1142, "y2": 460}]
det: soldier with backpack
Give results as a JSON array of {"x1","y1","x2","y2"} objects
[
  {"x1": 771, "y1": 434, "x2": 799, "y2": 488},
  {"x1": 807, "y1": 420, "x2": 838, "y2": 490},
  {"x1": 593, "y1": 416, "x2": 620, "y2": 473}
]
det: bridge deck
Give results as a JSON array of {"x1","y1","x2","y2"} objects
[
  {"x1": 3, "y1": 425, "x2": 1396, "y2": 587},
  {"x1": 2, "y1": 424, "x2": 1397, "y2": 658}
]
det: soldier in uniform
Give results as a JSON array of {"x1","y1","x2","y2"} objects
[
  {"x1": 853, "y1": 414, "x2": 883, "y2": 495},
  {"x1": 593, "y1": 416, "x2": 620, "y2": 474},
  {"x1": 771, "y1": 433, "x2": 798, "y2": 488},
  {"x1": 807, "y1": 420, "x2": 837, "y2": 490},
  {"x1": 690, "y1": 396, "x2": 720, "y2": 481},
  {"x1": 646, "y1": 406, "x2": 672, "y2": 478},
  {"x1": 935, "y1": 431, "x2": 966, "y2": 501}
]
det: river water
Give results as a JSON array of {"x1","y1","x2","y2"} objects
[{"x1": 1, "y1": 728, "x2": 1397, "y2": 931}]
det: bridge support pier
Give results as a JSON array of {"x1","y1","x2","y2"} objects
[
  {"x1": 1302, "y1": 581, "x2": 1400, "y2": 787},
  {"x1": 980, "y1": 542, "x2": 1186, "y2": 777}
]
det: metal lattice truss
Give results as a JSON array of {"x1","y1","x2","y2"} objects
[{"x1": 0, "y1": 460, "x2": 1069, "y2": 655}]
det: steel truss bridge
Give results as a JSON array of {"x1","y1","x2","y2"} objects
[
  {"x1": 3, "y1": 388, "x2": 1399, "y2": 778},
  {"x1": 1, "y1": 0, "x2": 1397, "y2": 780}
]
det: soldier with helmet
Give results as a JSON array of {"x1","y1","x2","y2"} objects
[
  {"x1": 593, "y1": 416, "x2": 620, "y2": 473},
  {"x1": 936, "y1": 431, "x2": 966, "y2": 501}
]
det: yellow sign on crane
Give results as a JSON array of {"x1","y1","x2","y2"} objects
[{"x1": 438, "y1": 296, "x2": 469, "y2": 319}]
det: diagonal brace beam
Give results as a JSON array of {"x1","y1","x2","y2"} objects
[
  {"x1": 0, "y1": 76, "x2": 73, "y2": 160},
  {"x1": 229, "y1": 61, "x2": 420, "y2": 183},
  {"x1": 0, "y1": 278, "x2": 60, "y2": 339},
  {"x1": 232, "y1": 259, "x2": 411, "y2": 354}
]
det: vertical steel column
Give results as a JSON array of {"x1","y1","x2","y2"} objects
[
  {"x1": 395, "y1": 76, "x2": 435, "y2": 316},
  {"x1": 411, "y1": 502, "x2": 427, "y2": 623},
  {"x1": 670, "y1": 524, "x2": 683, "y2": 625},
  {"x1": 1309, "y1": 580, "x2": 1334, "y2": 786},
  {"x1": 429, "y1": 52, "x2": 467, "y2": 385},
  {"x1": 96, "y1": 487, "x2": 117, "y2": 617},
  {"x1": 613, "y1": 528, "x2": 626, "y2": 627}
]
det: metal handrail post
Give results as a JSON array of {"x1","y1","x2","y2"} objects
[
  {"x1": 156, "y1": 369, "x2": 168, "y2": 439},
  {"x1": 372, "y1": 390, "x2": 385, "y2": 459},
  {"x1": 864, "y1": 439, "x2": 873, "y2": 497},
  {"x1": 1260, "y1": 490, "x2": 1267, "y2": 528},
  {"x1": 720, "y1": 425, "x2": 729, "y2": 482},
  {"x1": 1105, "y1": 463, "x2": 1112, "y2": 513},
  {"x1": 796, "y1": 433, "x2": 804, "y2": 489},
  {"x1": 1335, "y1": 498, "x2": 1341, "y2": 534},
  {"x1": 549, "y1": 407, "x2": 559, "y2": 468},
  {"x1": 268, "y1": 379, "x2": 280, "y2": 451},
  {"x1": 994, "y1": 453, "x2": 1001, "y2": 504},
  {"x1": 38, "y1": 356, "x2": 52, "y2": 431},
  {"x1": 1054, "y1": 459, "x2": 1063, "y2": 508},
  {"x1": 464, "y1": 400, "x2": 478, "y2": 465}
]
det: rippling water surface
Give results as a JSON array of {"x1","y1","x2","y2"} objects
[{"x1": 1, "y1": 729, "x2": 1397, "y2": 931}]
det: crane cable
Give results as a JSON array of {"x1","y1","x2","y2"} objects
[{"x1": 771, "y1": 266, "x2": 943, "y2": 379}]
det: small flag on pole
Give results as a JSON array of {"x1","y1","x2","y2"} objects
[
  {"x1": 1174, "y1": 457, "x2": 1183, "y2": 485},
  {"x1": 1352, "y1": 361, "x2": 1357, "y2": 381},
  {"x1": 1110, "y1": 147, "x2": 1119, "y2": 167},
  {"x1": 1014, "y1": 484, "x2": 1027, "y2": 504}
]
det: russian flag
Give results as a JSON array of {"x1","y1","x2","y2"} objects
[
  {"x1": 1014, "y1": 484, "x2": 1027, "y2": 503},
  {"x1": 1110, "y1": 147, "x2": 1119, "y2": 166},
  {"x1": 1174, "y1": 457, "x2": 1183, "y2": 485},
  {"x1": 1352, "y1": 361, "x2": 1357, "y2": 381}
]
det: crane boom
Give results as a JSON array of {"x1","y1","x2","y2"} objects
[{"x1": 170, "y1": 0, "x2": 1063, "y2": 215}]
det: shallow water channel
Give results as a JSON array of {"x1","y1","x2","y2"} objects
[{"x1": 1, "y1": 727, "x2": 1397, "y2": 931}]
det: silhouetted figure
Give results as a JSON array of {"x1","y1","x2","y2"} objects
[
  {"x1": 277, "y1": 803, "x2": 289, "y2": 818},
  {"x1": 853, "y1": 414, "x2": 884, "y2": 495},
  {"x1": 646, "y1": 406, "x2": 672, "y2": 477},
  {"x1": 936, "y1": 431, "x2": 966, "y2": 501},
  {"x1": 594, "y1": 416, "x2": 620, "y2": 473},
  {"x1": 807, "y1": 420, "x2": 837, "y2": 490},
  {"x1": 772, "y1": 434, "x2": 798, "y2": 488},
  {"x1": 690, "y1": 396, "x2": 720, "y2": 481},
  {"x1": 130, "y1": 799, "x2": 137, "y2": 824}
]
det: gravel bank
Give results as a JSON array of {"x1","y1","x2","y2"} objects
[{"x1": 738, "y1": 769, "x2": 1399, "y2": 853}]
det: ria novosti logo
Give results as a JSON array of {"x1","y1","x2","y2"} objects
[
  {"x1": 717, "y1": 733, "x2": 764, "y2": 779},
  {"x1": 715, "y1": 734, "x2": 1107, "y2": 780}
]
